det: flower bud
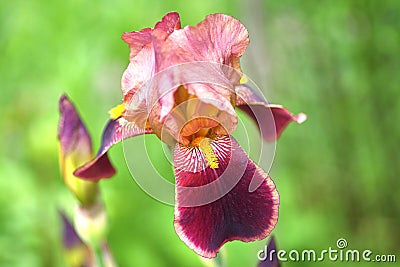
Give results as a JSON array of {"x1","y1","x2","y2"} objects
[{"x1": 58, "y1": 94, "x2": 113, "y2": 205}]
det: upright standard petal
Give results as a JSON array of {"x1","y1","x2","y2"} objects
[
  {"x1": 235, "y1": 84, "x2": 307, "y2": 142},
  {"x1": 121, "y1": 12, "x2": 181, "y2": 104},
  {"x1": 174, "y1": 135, "x2": 279, "y2": 258},
  {"x1": 151, "y1": 14, "x2": 249, "y2": 122},
  {"x1": 74, "y1": 117, "x2": 152, "y2": 180},
  {"x1": 155, "y1": 13, "x2": 249, "y2": 70}
]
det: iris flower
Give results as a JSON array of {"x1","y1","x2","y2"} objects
[{"x1": 75, "y1": 12, "x2": 305, "y2": 258}]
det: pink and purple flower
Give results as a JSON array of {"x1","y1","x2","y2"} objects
[{"x1": 74, "y1": 12, "x2": 305, "y2": 258}]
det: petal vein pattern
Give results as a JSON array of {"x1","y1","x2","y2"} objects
[{"x1": 173, "y1": 135, "x2": 279, "y2": 258}]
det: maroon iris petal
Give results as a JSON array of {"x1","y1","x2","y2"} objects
[
  {"x1": 174, "y1": 135, "x2": 279, "y2": 258},
  {"x1": 235, "y1": 84, "x2": 306, "y2": 142},
  {"x1": 74, "y1": 117, "x2": 152, "y2": 180},
  {"x1": 73, "y1": 153, "x2": 115, "y2": 181}
]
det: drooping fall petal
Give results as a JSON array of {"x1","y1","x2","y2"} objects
[
  {"x1": 174, "y1": 135, "x2": 279, "y2": 258},
  {"x1": 74, "y1": 117, "x2": 152, "y2": 180},
  {"x1": 235, "y1": 84, "x2": 307, "y2": 142}
]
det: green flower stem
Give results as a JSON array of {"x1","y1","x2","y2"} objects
[
  {"x1": 87, "y1": 241, "x2": 117, "y2": 267},
  {"x1": 95, "y1": 245, "x2": 105, "y2": 267}
]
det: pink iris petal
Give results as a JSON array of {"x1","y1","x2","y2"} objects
[
  {"x1": 121, "y1": 12, "x2": 181, "y2": 110},
  {"x1": 152, "y1": 13, "x2": 249, "y2": 122},
  {"x1": 155, "y1": 13, "x2": 249, "y2": 69},
  {"x1": 74, "y1": 117, "x2": 152, "y2": 180},
  {"x1": 235, "y1": 84, "x2": 307, "y2": 142},
  {"x1": 174, "y1": 135, "x2": 279, "y2": 258}
]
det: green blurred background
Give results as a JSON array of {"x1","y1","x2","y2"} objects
[{"x1": 0, "y1": 0, "x2": 399, "y2": 266}]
